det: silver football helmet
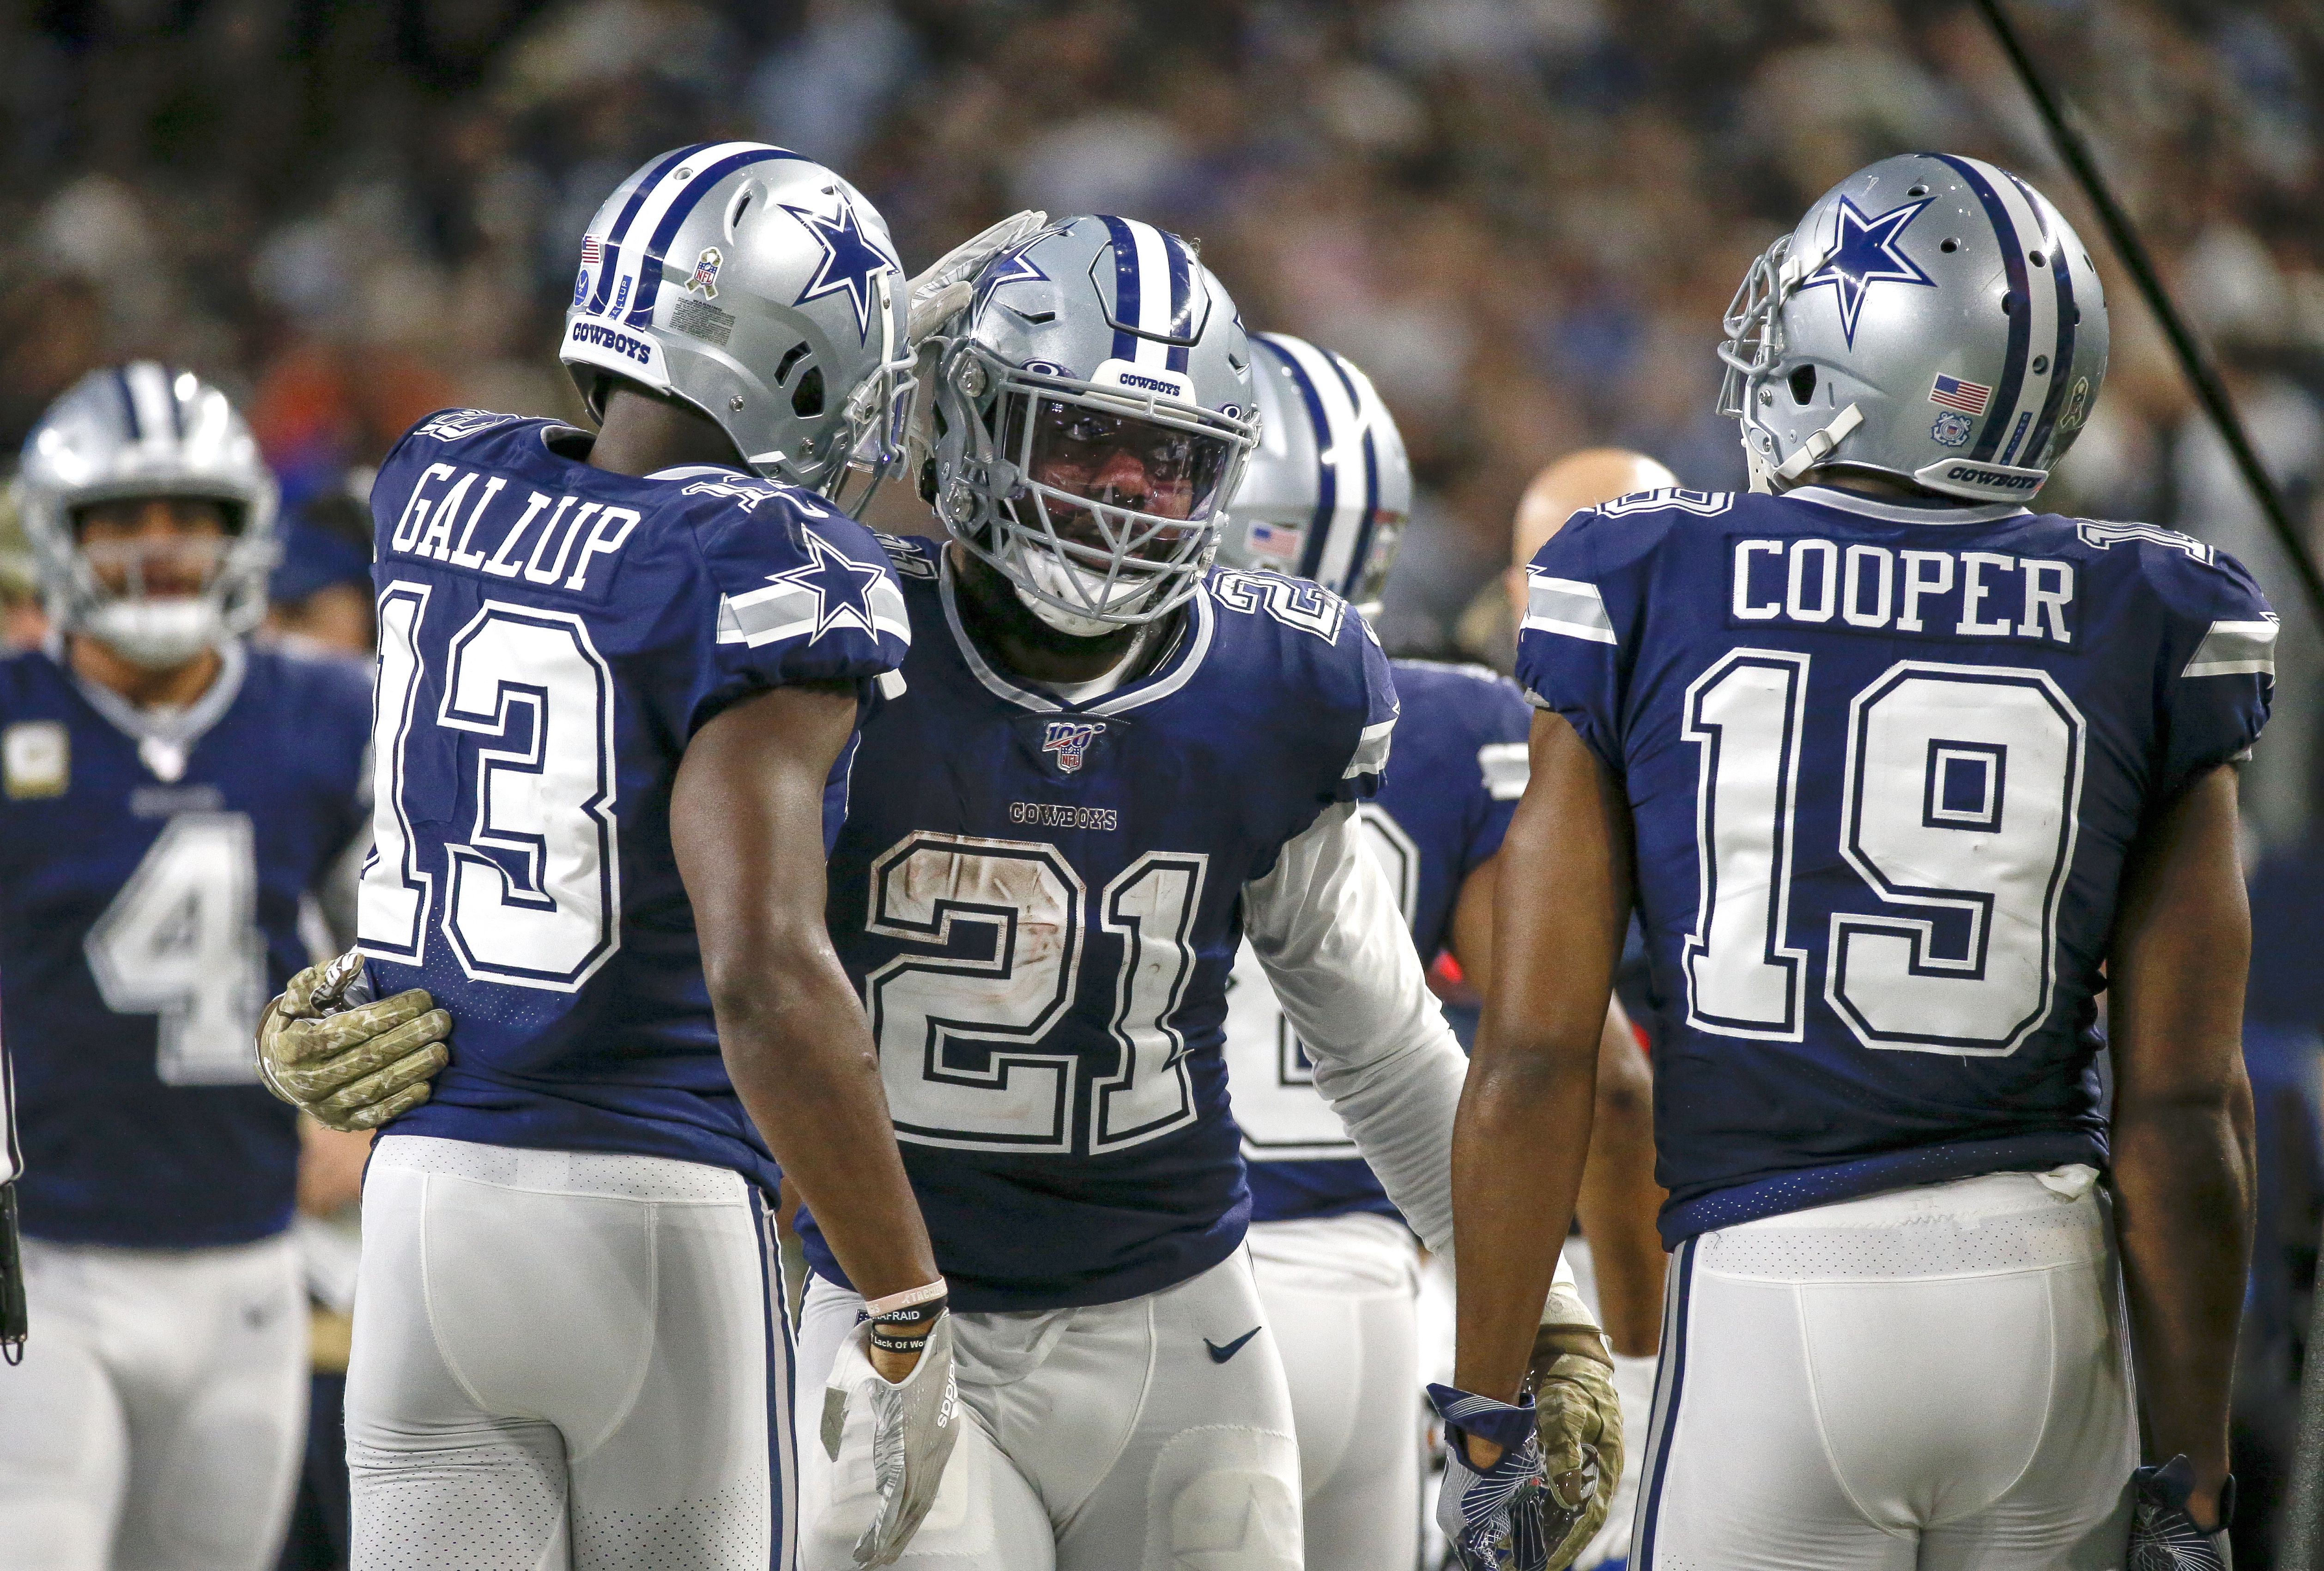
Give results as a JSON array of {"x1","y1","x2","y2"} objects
[
  {"x1": 562, "y1": 141, "x2": 914, "y2": 509},
  {"x1": 17, "y1": 363, "x2": 278, "y2": 668},
  {"x1": 1718, "y1": 153, "x2": 2109, "y2": 504},
  {"x1": 927, "y1": 215, "x2": 1258, "y2": 635},
  {"x1": 1219, "y1": 332, "x2": 1410, "y2": 618}
]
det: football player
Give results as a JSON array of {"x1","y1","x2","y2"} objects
[
  {"x1": 786, "y1": 218, "x2": 1619, "y2": 1571},
  {"x1": 253, "y1": 146, "x2": 1031, "y2": 1569},
  {"x1": 1443, "y1": 153, "x2": 2266, "y2": 1569},
  {"x1": 1215, "y1": 337, "x2": 1668, "y2": 1571},
  {"x1": 0, "y1": 364, "x2": 376, "y2": 1571}
]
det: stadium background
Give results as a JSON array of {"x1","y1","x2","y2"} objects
[{"x1": 0, "y1": 0, "x2": 2318, "y2": 1563}]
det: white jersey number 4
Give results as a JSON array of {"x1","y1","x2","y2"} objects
[
  {"x1": 1684, "y1": 651, "x2": 2084, "y2": 1056},
  {"x1": 86, "y1": 812, "x2": 269, "y2": 1084}
]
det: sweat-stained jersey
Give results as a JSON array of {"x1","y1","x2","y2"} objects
[
  {"x1": 1228, "y1": 659, "x2": 1530, "y2": 1224},
  {"x1": 355, "y1": 410, "x2": 908, "y2": 1196},
  {"x1": 797, "y1": 543, "x2": 1398, "y2": 1311},
  {"x1": 1518, "y1": 484, "x2": 2274, "y2": 1245},
  {"x1": 0, "y1": 640, "x2": 372, "y2": 1247}
]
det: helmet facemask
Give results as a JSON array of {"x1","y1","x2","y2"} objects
[
  {"x1": 56, "y1": 494, "x2": 274, "y2": 669},
  {"x1": 939, "y1": 342, "x2": 1254, "y2": 636}
]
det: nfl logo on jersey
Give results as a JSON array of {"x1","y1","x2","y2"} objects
[{"x1": 1041, "y1": 719, "x2": 1103, "y2": 773}]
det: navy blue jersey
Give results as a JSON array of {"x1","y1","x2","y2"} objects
[
  {"x1": 1230, "y1": 659, "x2": 1531, "y2": 1224},
  {"x1": 0, "y1": 640, "x2": 372, "y2": 1247},
  {"x1": 356, "y1": 410, "x2": 908, "y2": 1196},
  {"x1": 797, "y1": 544, "x2": 1398, "y2": 1311},
  {"x1": 1518, "y1": 485, "x2": 2275, "y2": 1245}
]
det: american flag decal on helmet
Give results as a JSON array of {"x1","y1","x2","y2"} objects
[
  {"x1": 581, "y1": 235, "x2": 604, "y2": 265},
  {"x1": 1930, "y1": 374, "x2": 1993, "y2": 416}
]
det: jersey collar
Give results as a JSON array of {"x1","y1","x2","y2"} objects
[
  {"x1": 1785, "y1": 484, "x2": 2033, "y2": 526},
  {"x1": 937, "y1": 548, "x2": 1215, "y2": 716},
  {"x1": 48, "y1": 634, "x2": 248, "y2": 780}
]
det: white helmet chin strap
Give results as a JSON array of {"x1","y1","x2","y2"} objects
[
  {"x1": 1009, "y1": 537, "x2": 1163, "y2": 637},
  {"x1": 1749, "y1": 401, "x2": 1865, "y2": 493}
]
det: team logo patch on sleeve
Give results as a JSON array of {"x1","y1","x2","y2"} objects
[{"x1": 3, "y1": 720, "x2": 67, "y2": 798}]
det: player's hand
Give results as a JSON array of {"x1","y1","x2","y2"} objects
[
  {"x1": 903, "y1": 209, "x2": 1049, "y2": 346},
  {"x1": 820, "y1": 1312, "x2": 961, "y2": 1566},
  {"x1": 1430, "y1": 1384, "x2": 1561, "y2": 1571},
  {"x1": 254, "y1": 948, "x2": 449, "y2": 1132},
  {"x1": 1527, "y1": 1323, "x2": 1622, "y2": 1567},
  {"x1": 2128, "y1": 1455, "x2": 2233, "y2": 1570}
]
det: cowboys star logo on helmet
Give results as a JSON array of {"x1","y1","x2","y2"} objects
[
  {"x1": 783, "y1": 194, "x2": 896, "y2": 342},
  {"x1": 1795, "y1": 193, "x2": 1937, "y2": 348}
]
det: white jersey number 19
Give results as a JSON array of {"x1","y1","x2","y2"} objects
[{"x1": 1685, "y1": 652, "x2": 2085, "y2": 1056}]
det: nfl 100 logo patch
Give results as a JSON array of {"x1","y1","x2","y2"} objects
[{"x1": 1041, "y1": 719, "x2": 1104, "y2": 774}]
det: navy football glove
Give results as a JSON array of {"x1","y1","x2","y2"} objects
[
  {"x1": 2128, "y1": 1455, "x2": 2233, "y2": 1571},
  {"x1": 1429, "y1": 1384, "x2": 1577, "y2": 1571}
]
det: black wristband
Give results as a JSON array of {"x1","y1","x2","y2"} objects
[{"x1": 865, "y1": 1293, "x2": 947, "y2": 1355}]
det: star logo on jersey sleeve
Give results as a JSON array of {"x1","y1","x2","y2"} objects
[
  {"x1": 764, "y1": 529, "x2": 892, "y2": 642},
  {"x1": 1795, "y1": 194, "x2": 1936, "y2": 348},
  {"x1": 782, "y1": 197, "x2": 895, "y2": 343}
]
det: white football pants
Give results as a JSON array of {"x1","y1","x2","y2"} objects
[
  {"x1": 345, "y1": 1135, "x2": 792, "y2": 1571},
  {"x1": 1248, "y1": 1212, "x2": 1424, "y2": 1571},
  {"x1": 796, "y1": 1249, "x2": 1302, "y2": 1571},
  {"x1": 1631, "y1": 1166, "x2": 2137, "y2": 1570},
  {"x1": 0, "y1": 1232, "x2": 308, "y2": 1571}
]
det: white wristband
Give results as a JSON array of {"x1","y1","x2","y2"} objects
[{"x1": 863, "y1": 1279, "x2": 948, "y2": 1317}]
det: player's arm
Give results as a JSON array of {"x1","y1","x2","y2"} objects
[
  {"x1": 670, "y1": 678, "x2": 941, "y2": 1327},
  {"x1": 2106, "y1": 762, "x2": 2255, "y2": 1530},
  {"x1": 1451, "y1": 858, "x2": 1665, "y2": 1357},
  {"x1": 1453, "y1": 709, "x2": 1632, "y2": 1446}
]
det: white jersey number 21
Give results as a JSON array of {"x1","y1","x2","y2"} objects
[{"x1": 1684, "y1": 651, "x2": 2085, "y2": 1056}]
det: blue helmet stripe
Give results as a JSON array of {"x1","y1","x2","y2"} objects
[
  {"x1": 624, "y1": 147, "x2": 805, "y2": 327},
  {"x1": 1319, "y1": 349, "x2": 1380, "y2": 600},
  {"x1": 2005, "y1": 172, "x2": 2079, "y2": 469},
  {"x1": 1931, "y1": 155, "x2": 2030, "y2": 464},
  {"x1": 586, "y1": 142, "x2": 708, "y2": 314},
  {"x1": 1257, "y1": 338, "x2": 1339, "y2": 580},
  {"x1": 1164, "y1": 234, "x2": 1193, "y2": 374},
  {"x1": 113, "y1": 368, "x2": 140, "y2": 440},
  {"x1": 1099, "y1": 215, "x2": 1142, "y2": 363}
]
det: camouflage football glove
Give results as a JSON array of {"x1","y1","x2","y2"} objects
[
  {"x1": 2129, "y1": 1456, "x2": 2233, "y2": 1571},
  {"x1": 255, "y1": 948, "x2": 449, "y2": 1132},
  {"x1": 903, "y1": 209, "x2": 1050, "y2": 345},
  {"x1": 1525, "y1": 1321, "x2": 1622, "y2": 1569}
]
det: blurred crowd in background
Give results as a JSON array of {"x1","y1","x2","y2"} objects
[{"x1": 0, "y1": 0, "x2": 2321, "y2": 1561}]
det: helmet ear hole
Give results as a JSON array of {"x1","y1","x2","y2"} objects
[
  {"x1": 791, "y1": 365, "x2": 825, "y2": 418},
  {"x1": 1788, "y1": 365, "x2": 1818, "y2": 405}
]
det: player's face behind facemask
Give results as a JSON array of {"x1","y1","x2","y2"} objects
[{"x1": 1001, "y1": 393, "x2": 1239, "y2": 611}]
